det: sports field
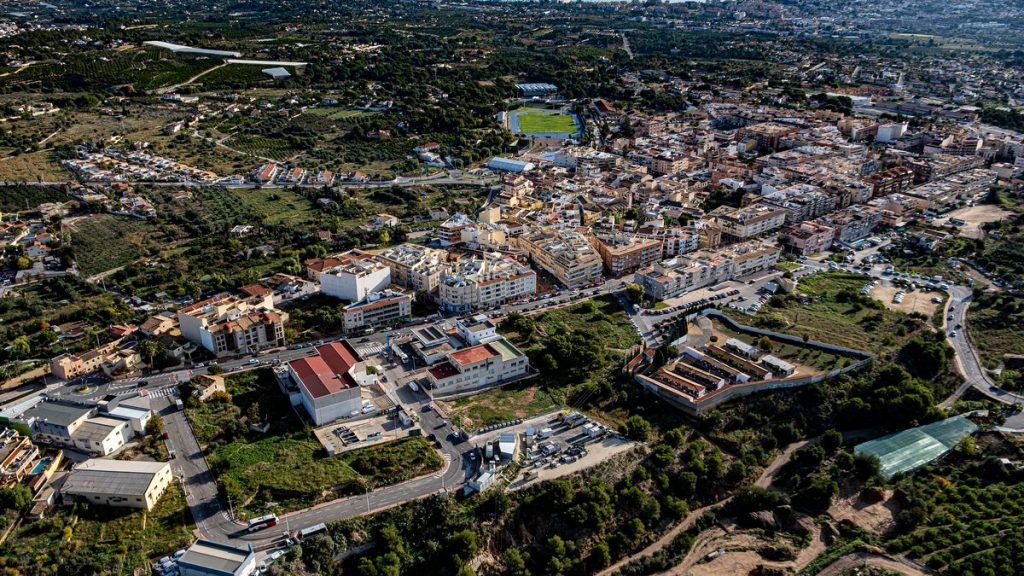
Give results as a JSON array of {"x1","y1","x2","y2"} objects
[{"x1": 507, "y1": 107, "x2": 581, "y2": 137}]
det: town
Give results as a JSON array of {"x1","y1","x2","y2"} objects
[{"x1": 1, "y1": 1, "x2": 1024, "y2": 576}]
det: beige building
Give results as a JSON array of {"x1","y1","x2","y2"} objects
[
  {"x1": 714, "y1": 205, "x2": 787, "y2": 239},
  {"x1": 439, "y1": 252, "x2": 536, "y2": 313},
  {"x1": 425, "y1": 337, "x2": 529, "y2": 395},
  {"x1": 376, "y1": 243, "x2": 447, "y2": 293},
  {"x1": 177, "y1": 292, "x2": 288, "y2": 357},
  {"x1": 784, "y1": 221, "x2": 835, "y2": 255},
  {"x1": 514, "y1": 227, "x2": 603, "y2": 288},
  {"x1": 191, "y1": 374, "x2": 227, "y2": 402},
  {"x1": 63, "y1": 459, "x2": 172, "y2": 510},
  {"x1": 592, "y1": 233, "x2": 663, "y2": 276},
  {"x1": 50, "y1": 340, "x2": 140, "y2": 380}
]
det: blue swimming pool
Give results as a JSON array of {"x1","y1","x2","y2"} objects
[{"x1": 30, "y1": 457, "x2": 51, "y2": 475}]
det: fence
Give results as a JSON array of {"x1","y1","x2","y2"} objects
[{"x1": 628, "y1": 309, "x2": 874, "y2": 416}]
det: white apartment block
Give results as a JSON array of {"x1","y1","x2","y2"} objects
[
  {"x1": 376, "y1": 243, "x2": 447, "y2": 293},
  {"x1": 320, "y1": 258, "x2": 392, "y2": 302},
  {"x1": 176, "y1": 292, "x2": 287, "y2": 357},
  {"x1": 439, "y1": 252, "x2": 537, "y2": 313},
  {"x1": 341, "y1": 290, "x2": 413, "y2": 333}
]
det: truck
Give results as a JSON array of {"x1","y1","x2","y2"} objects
[
  {"x1": 537, "y1": 427, "x2": 554, "y2": 440},
  {"x1": 175, "y1": 399, "x2": 184, "y2": 410}
]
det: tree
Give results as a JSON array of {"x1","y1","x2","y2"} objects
[
  {"x1": 447, "y1": 529, "x2": 478, "y2": 565},
  {"x1": 0, "y1": 485, "x2": 32, "y2": 512},
  {"x1": 145, "y1": 414, "x2": 164, "y2": 437},
  {"x1": 208, "y1": 364, "x2": 225, "y2": 375},
  {"x1": 626, "y1": 283, "x2": 645, "y2": 303},
  {"x1": 141, "y1": 340, "x2": 160, "y2": 367},
  {"x1": 621, "y1": 415, "x2": 652, "y2": 442},
  {"x1": 15, "y1": 256, "x2": 31, "y2": 270},
  {"x1": 757, "y1": 335, "x2": 773, "y2": 352},
  {"x1": 9, "y1": 336, "x2": 30, "y2": 359},
  {"x1": 502, "y1": 549, "x2": 530, "y2": 576},
  {"x1": 822, "y1": 429, "x2": 843, "y2": 454}
]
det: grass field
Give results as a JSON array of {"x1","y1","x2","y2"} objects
[
  {"x1": 188, "y1": 370, "x2": 442, "y2": 517},
  {"x1": 0, "y1": 482, "x2": 193, "y2": 575},
  {"x1": 0, "y1": 150, "x2": 69, "y2": 182},
  {"x1": 709, "y1": 319, "x2": 848, "y2": 372},
  {"x1": 510, "y1": 107, "x2": 579, "y2": 134},
  {"x1": 68, "y1": 214, "x2": 165, "y2": 276}
]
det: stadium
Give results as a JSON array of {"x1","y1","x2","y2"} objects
[{"x1": 499, "y1": 106, "x2": 583, "y2": 140}]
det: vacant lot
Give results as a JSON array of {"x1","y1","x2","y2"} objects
[
  {"x1": 0, "y1": 184, "x2": 68, "y2": 212},
  {"x1": 189, "y1": 370, "x2": 443, "y2": 518},
  {"x1": 734, "y1": 272, "x2": 930, "y2": 355},
  {"x1": 935, "y1": 204, "x2": 1014, "y2": 240},
  {"x1": 0, "y1": 150, "x2": 69, "y2": 182},
  {"x1": 870, "y1": 284, "x2": 942, "y2": 319},
  {"x1": 443, "y1": 380, "x2": 559, "y2": 431},
  {"x1": 0, "y1": 482, "x2": 193, "y2": 575},
  {"x1": 703, "y1": 318, "x2": 849, "y2": 373}
]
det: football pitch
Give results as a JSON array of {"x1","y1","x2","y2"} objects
[{"x1": 508, "y1": 107, "x2": 581, "y2": 136}]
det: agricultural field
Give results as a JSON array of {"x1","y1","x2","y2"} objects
[
  {"x1": 67, "y1": 214, "x2": 169, "y2": 277},
  {"x1": 885, "y1": 434, "x2": 1024, "y2": 575},
  {"x1": 231, "y1": 187, "x2": 320, "y2": 226},
  {"x1": 186, "y1": 370, "x2": 443, "y2": 518},
  {"x1": 224, "y1": 133, "x2": 302, "y2": 160},
  {"x1": 304, "y1": 108, "x2": 374, "y2": 121},
  {"x1": 0, "y1": 482, "x2": 194, "y2": 576},
  {"x1": 0, "y1": 150, "x2": 69, "y2": 183},
  {"x1": 0, "y1": 184, "x2": 68, "y2": 212},
  {"x1": 197, "y1": 64, "x2": 283, "y2": 89}
]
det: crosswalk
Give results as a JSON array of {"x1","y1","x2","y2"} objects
[
  {"x1": 358, "y1": 342, "x2": 385, "y2": 357},
  {"x1": 148, "y1": 386, "x2": 180, "y2": 398}
]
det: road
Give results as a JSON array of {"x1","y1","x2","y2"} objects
[{"x1": 939, "y1": 285, "x2": 1024, "y2": 408}]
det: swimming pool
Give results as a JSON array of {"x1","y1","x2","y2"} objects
[{"x1": 30, "y1": 457, "x2": 51, "y2": 475}]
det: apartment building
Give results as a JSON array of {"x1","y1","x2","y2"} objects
[
  {"x1": 320, "y1": 257, "x2": 392, "y2": 302},
  {"x1": 0, "y1": 429, "x2": 40, "y2": 488},
  {"x1": 903, "y1": 168, "x2": 996, "y2": 209},
  {"x1": 438, "y1": 252, "x2": 537, "y2": 313},
  {"x1": 635, "y1": 242, "x2": 781, "y2": 300},
  {"x1": 376, "y1": 243, "x2": 447, "y2": 293},
  {"x1": 177, "y1": 292, "x2": 288, "y2": 357},
  {"x1": 907, "y1": 154, "x2": 985, "y2": 183},
  {"x1": 425, "y1": 337, "x2": 529, "y2": 396},
  {"x1": 761, "y1": 184, "x2": 837, "y2": 224},
  {"x1": 784, "y1": 221, "x2": 835, "y2": 255},
  {"x1": 341, "y1": 290, "x2": 413, "y2": 333},
  {"x1": 435, "y1": 213, "x2": 476, "y2": 246},
  {"x1": 864, "y1": 166, "x2": 914, "y2": 196},
  {"x1": 514, "y1": 227, "x2": 604, "y2": 288},
  {"x1": 714, "y1": 204, "x2": 788, "y2": 240},
  {"x1": 818, "y1": 205, "x2": 883, "y2": 243},
  {"x1": 592, "y1": 233, "x2": 663, "y2": 276},
  {"x1": 635, "y1": 228, "x2": 701, "y2": 258},
  {"x1": 304, "y1": 249, "x2": 375, "y2": 282},
  {"x1": 15, "y1": 401, "x2": 132, "y2": 456}
]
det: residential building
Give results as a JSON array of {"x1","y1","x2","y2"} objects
[
  {"x1": 714, "y1": 205, "x2": 787, "y2": 239},
  {"x1": 435, "y1": 213, "x2": 476, "y2": 246},
  {"x1": 456, "y1": 315, "x2": 499, "y2": 346},
  {"x1": 0, "y1": 429, "x2": 40, "y2": 488},
  {"x1": 304, "y1": 249, "x2": 376, "y2": 282},
  {"x1": 178, "y1": 540, "x2": 257, "y2": 576},
  {"x1": 864, "y1": 166, "x2": 914, "y2": 196},
  {"x1": 635, "y1": 242, "x2": 780, "y2": 300},
  {"x1": 253, "y1": 163, "x2": 278, "y2": 183},
  {"x1": 425, "y1": 337, "x2": 529, "y2": 395},
  {"x1": 287, "y1": 342, "x2": 373, "y2": 425},
  {"x1": 784, "y1": 221, "x2": 835, "y2": 255},
  {"x1": 50, "y1": 340, "x2": 136, "y2": 380},
  {"x1": 514, "y1": 227, "x2": 603, "y2": 288},
  {"x1": 190, "y1": 374, "x2": 227, "y2": 402},
  {"x1": 177, "y1": 292, "x2": 288, "y2": 357},
  {"x1": 592, "y1": 233, "x2": 663, "y2": 276},
  {"x1": 818, "y1": 205, "x2": 883, "y2": 243},
  {"x1": 320, "y1": 258, "x2": 392, "y2": 302},
  {"x1": 341, "y1": 290, "x2": 413, "y2": 333},
  {"x1": 438, "y1": 252, "x2": 536, "y2": 313},
  {"x1": 62, "y1": 459, "x2": 172, "y2": 510},
  {"x1": 376, "y1": 243, "x2": 447, "y2": 293}
]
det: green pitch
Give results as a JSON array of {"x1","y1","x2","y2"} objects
[{"x1": 513, "y1": 108, "x2": 579, "y2": 134}]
